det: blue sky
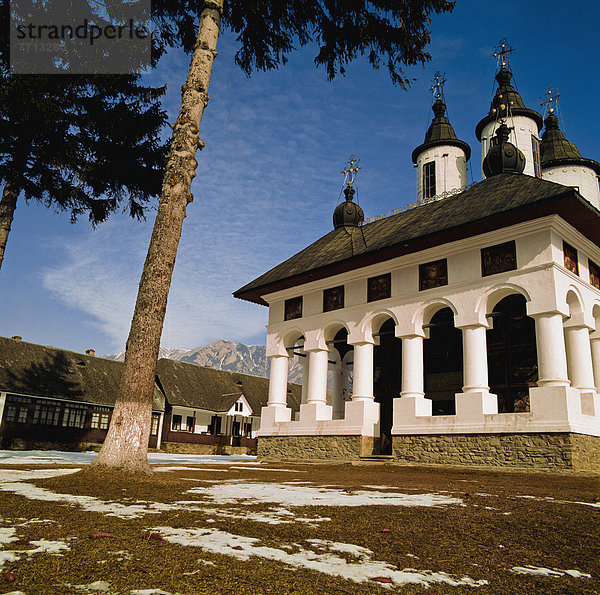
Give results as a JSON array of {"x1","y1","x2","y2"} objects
[{"x1": 1, "y1": 0, "x2": 599, "y2": 355}]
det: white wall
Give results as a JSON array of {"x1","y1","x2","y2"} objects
[
  {"x1": 416, "y1": 145, "x2": 468, "y2": 204},
  {"x1": 543, "y1": 165, "x2": 600, "y2": 209}
]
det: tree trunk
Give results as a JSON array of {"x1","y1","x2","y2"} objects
[
  {"x1": 90, "y1": 0, "x2": 223, "y2": 474},
  {"x1": 0, "y1": 179, "x2": 21, "y2": 271}
]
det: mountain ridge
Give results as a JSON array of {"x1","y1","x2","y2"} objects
[{"x1": 101, "y1": 339, "x2": 303, "y2": 383}]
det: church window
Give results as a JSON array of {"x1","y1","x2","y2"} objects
[
  {"x1": 531, "y1": 135, "x2": 541, "y2": 178},
  {"x1": 563, "y1": 242, "x2": 579, "y2": 275},
  {"x1": 186, "y1": 416, "x2": 194, "y2": 432},
  {"x1": 284, "y1": 296, "x2": 302, "y2": 321},
  {"x1": 589, "y1": 260, "x2": 600, "y2": 290},
  {"x1": 423, "y1": 161, "x2": 436, "y2": 199},
  {"x1": 368, "y1": 273, "x2": 391, "y2": 302},
  {"x1": 323, "y1": 285, "x2": 344, "y2": 312},
  {"x1": 419, "y1": 259, "x2": 447, "y2": 291},
  {"x1": 481, "y1": 241, "x2": 517, "y2": 276},
  {"x1": 172, "y1": 414, "x2": 182, "y2": 431}
]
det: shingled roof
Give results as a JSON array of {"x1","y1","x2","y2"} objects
[
  {"x1": 155, "y1": 358, "x2": 300, "y2": 414},
  {"x1": 0, "y1": 337, "x2": 299, "y2": 415},
  {"x1": 234, "y1": 173, "x2": 600, "y2": 305},
  {"x1": 0, "y1": 336, "x2": 131, "y2": 407}
]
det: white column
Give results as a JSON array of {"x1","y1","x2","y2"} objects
[
  {"x1": 0, "y1": 392, "x2": 6, "y2": 425},
  {"x1": 461, "y1": 325, "x2": 489, "y2": 392},
  {"x1": 533, "y1": 313, "x2": 570, "y2": 387},
  {"x1": 351, "y1": 342, "x2": 374, "y2": 401},
  {"x1": 156, "y1": 412, "x2": 164, "y2": 448},
  {"x1": 330, "y1": 358, "x2": 344, "y2": 419},
  {"x1": 306, "y1": 348, "x2": 328, "y2": 404},
  {"x1": 400, "y1": 335, "x2": 424, "y2": 398},
  {"x1": 267, "y1": 355, "x2": 289, "y2": 407},
  {"x1": 564, "y1": 324, "x2": 596, "y2": 392},
  {"x1": 591, "y1": 336, "x2": 600, "y2": 393},
  {"x1": 300, "y1": 355, "x2": 309, "y2": 405}
]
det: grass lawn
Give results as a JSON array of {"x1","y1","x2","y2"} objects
[{"x1": 0, "y1": 456, "x2": 598, "y2": 594}]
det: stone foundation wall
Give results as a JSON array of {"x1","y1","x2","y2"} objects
[
  {"x1": 258, "y1": 435, "x2": 374, "y2": 461},
  {"x1": 392, "y1": 433, "x2": 599, "y2": 472},
  {"x1": 158, "y1": 442, "x2": 254, "y2": 456}
]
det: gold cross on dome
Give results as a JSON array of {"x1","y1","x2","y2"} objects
[
  {"x1": 430, "y1": 71, "x2": 446, "y2": 101},
  {"x1": 341, "y1": 155, "x2": 361, "y2": 187},
  {"x1": 493, "y1": 38, "x2": 515, "y2": 67},
  {"x1": 540, "y1": 85, "x2": 560, "y2": 115}
]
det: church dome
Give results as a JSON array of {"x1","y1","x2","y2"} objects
[
  {"x1": 482, "y1": 123, "x2": 525, "y2": 177},
  {"x1": 411, "y1": 99, "x2": 471, "y2": 163},
  {"x1": 476, "y1": 66, "x2": 543, "y2": 141},
  {"x1": 541, "y1": 112, "x2": 600, "y2": 174},
  {"x1": 333, "y1": 186, "x2": 364, "y2": 229}
]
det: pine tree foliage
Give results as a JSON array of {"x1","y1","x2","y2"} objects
[
  {"x1": 0, "y1": 1, "x2": 169, "y2": 269},
  {"x1": 153, "y1": 0, "x2": 455, "y2": 87}
]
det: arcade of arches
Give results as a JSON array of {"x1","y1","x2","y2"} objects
[{"x1": 262, "y1": 289, "x2": 598, "y2": 467}]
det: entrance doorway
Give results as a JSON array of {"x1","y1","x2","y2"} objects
[{"x1": 373, "y1": 319, "x2": 402, "y2": 453}]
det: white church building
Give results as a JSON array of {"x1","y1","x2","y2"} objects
[{"x1": 234, "y1": 62, "x2": 600, "y2": 471}]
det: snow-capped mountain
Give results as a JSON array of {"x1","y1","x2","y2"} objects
[{"x1": 101, "y1": 339, "x2": 303, "y2": 383}]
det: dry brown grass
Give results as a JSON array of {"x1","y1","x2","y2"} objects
[{"x1": 0, "y1": 461, "x2": 598, "y2": 594}]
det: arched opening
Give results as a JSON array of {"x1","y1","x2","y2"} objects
[
  {"x1": 487, "y1": 294, "x2": 538, "y2": 412},
  {"x1": 373, "y1": 318, "x2": 402, "y2": 453},
  {"x1": 329, "y1": 328, "x2": 352, "y2": 419},
  {"x1": 284, "y1": 333, "x2": 306, "y2": 413},
  {"x1": 423, "y1": 307, "x2": 462, "y2": 415}
]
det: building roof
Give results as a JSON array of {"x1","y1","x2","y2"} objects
[
  {"x1": 234, "y1": 173, "x2": 600, "y2": 305},
  {"x1": 0, "y1": 336, "x2": 300, "y2": 415},
  {"x1": 0, "y1": 336, "x2": 131, "y2": 407},
  {"x1": 541, "y1": 113, "x2": 600, "y2": 175},
  {"x1": 411, "y1": 99, "x2": 471, "y2": 163},
  {"x1": 155, "y1": 358, "x2": 301, "y2": 414},
  {"x1": 475, "y1": 66, "x2": 543, "y2": 140}
]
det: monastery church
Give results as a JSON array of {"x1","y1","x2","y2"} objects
[{"x1": 234, "y1": 55, "x2": 600, "y2": 471}]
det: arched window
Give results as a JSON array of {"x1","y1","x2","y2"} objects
[
  {"x1": 423, "y1": 307, "x2": 462, "y2": 415},
  {"x1": 487, "y1": 294, "x2": 538, "y2": 412}
]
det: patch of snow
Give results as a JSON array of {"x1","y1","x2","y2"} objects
[
  {"x1": 186, "y1": 482, "x2": 463, "y2": 508},
  {"x1": 154, "y1": 467, "x2": 229, "y2": 473},
  {"x1": 0, "y1": 528, "x2": 17, "y2": 546},
  {"x1": 511, "y1": 566, "x2": 591, "y2": 578},
  {"x1": 0, "y1": 538, "x2": 70, "y2": 569},
  {"x1": 228, "y1": 467, "x2": 301, "y2": 473},
  {"x1": 0, "y1": 449, "x2": 257, "y2": 467},
  {"x1": 198, "y1": 507, "x2": 330, "y2": 526},
  {"x1": 69, "y1": 581, "x2": 112, "y2": 592},
  {"x1": 152, "y1": 527, "x2": 487, "y2": 588},
  {"x1": 129, "y1": 590, "x2": 182, "y2": 595}
]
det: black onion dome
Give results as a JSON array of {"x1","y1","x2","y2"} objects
[
  {"x1": 333, "y1": 186, "x2": 364, "y2": 229},
  {"x1": 476, "y1": 66, "x2": 543, "y2": 140},
  {"x1": 482, "y1": 123, "x2": 526, "y2": 177},
  {"x1": 541, "y1": 113, "x2": 600, "y2": 174},
  {"x1": 411, "y1": 99, "x2": 471, "y2": 163}
]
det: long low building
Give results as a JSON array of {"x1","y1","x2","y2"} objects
[{"x1": 0, "y1": 336, "x2": 301, "y2": 454}]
